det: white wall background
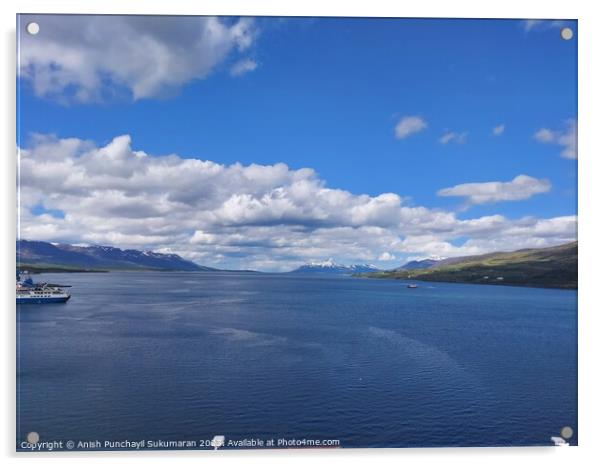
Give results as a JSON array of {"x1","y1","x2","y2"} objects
[{"x1": 2, "y1": 1, "x2": 600, "y2": 465}]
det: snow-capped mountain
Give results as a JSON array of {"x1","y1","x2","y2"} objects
[
  {"x1": 289, "y1": 259, "x2": 380, "y2": 275},
  {"x1": 17, "y1": 239, "x2": 215, "y2": 271}
]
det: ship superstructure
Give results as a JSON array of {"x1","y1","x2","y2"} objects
[{"x1": 16, "y1": 273, "x2": 71, "y2": 304}]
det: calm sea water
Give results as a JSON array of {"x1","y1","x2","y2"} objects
[{"x1": 17, "y1": 272, "x2": 577, "y2": 450}]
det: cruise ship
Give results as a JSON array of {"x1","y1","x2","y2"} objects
[{"x1": 16, "y1": 273, "x2": 71, "y2": 304}]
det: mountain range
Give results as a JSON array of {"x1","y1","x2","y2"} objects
[
  {"x1": 17, "y1": 239, "x2": 578, "y2": 288},
  {"x1": 289, "y1": 259, "x2": 380, "y2": 275},
  {"x1": 395, "y1": 258, "x2": 442, "y2": 270},
  {"x1": 362, "y1": 242, "x2": 577, "y2": 289},
  {"x1": 17, "y1": 240, "x2": 214, "y2": 272}
]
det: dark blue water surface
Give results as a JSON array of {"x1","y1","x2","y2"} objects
[{"x1": 17, "y1": 272, "x2": 577, "y2": 449}]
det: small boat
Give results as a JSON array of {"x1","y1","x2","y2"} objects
[
  {"x1": 407, "y1": 284, "x2": 418, "y2": 289},
  {"x1": 16, "y1": 273, "x2": 71, "y2": 304}
]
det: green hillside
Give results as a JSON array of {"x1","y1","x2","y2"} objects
[{"x1": 362, "y1": 242, "x2": 577, "y2": 289}]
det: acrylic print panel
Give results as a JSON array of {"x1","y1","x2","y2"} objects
[{"x1": 16, "y1": 15, "x2": 577, "y2": 451}]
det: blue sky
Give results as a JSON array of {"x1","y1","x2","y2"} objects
[{"x1": 17, "y1": 16, "x2": 577, "y2": 270}]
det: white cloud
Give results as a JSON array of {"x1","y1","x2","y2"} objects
[
  {"x1": 18, "y1": 134, "x2": 576, "y2": 271},
  {"x1": 534, "y1": 128, "x2": 555, "y2": 143},
  {"x1": 439, "y1": 131, "x2": 467, "y2": 144},
  {"x1": 18, "y1": 15, "x2": 257, "y2": 102},
  {"x1": 437, "y1": 175, "x2": 551, "y2": 205},
  {"x1": 523, "y1": 20, "x2": 542, "y2": 32},
  {"x1": 523, "y1": 19, "x2": 565, "y2": 32},
  {"x1": 534, "y1": 120, "x2": 577, "y2": 159},
  {"x1": 394, "y1": 116, "x2": 427, "y2": 139},
  {"x1": 397, "y1": 215, "x2": 576, "y2": 259},
  {"x1": 230, "y1": 58, "x2": 258, "y2": 76},
  {"x1": 493, "y1": 124, "x2": 505, "y2": 136},
  {"x1": 378, "y1": 252, "x2": 396, "y2": 261}
]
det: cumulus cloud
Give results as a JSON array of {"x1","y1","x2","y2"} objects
[
  {"x1": 437, "y1": 175, "x2": 551, "y2": 205},
  {"x1": 492, "y1": 124, "x2": 505, "y2": 136},
  {"x1": 18, "y1": 134, "x2": 576, "y2": 271},
  {"x1": 394, "y1": 116, "x2": 427, "y2": 139},
  {"x1": 534, "y1": 120, "x2": 577, "y2": 159},
  {"x1": 378, "y1": 252, "x2": 396, "y2": 261},
  {"x1": 230, "y1": 58, "x2": 258, "y2": 76},
  {"x1": 439, "y1": 131, "x2": 467, "y2": 144},
  {"x1": 18, "y1": 15, "x2": 257, "y2": 102}
]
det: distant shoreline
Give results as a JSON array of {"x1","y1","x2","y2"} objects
[
  {"x1": 17, "y1": 266, "x2": 109, "y2": 274},
  {"x1": 356, "y1": 274, "x2": 577, "y2": 290},
  {"x1": 17, "y1": 266, "x2": 577, "y2": 289},
  {"x1": 358, "y1": 241, "x2": 577, "y2": 290},
  {"x1": 17, "y1": 265, "x2": 260, "y2": 274}
]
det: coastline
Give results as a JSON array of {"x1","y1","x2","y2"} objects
[{"x1": 356, "y1": 274, "x2": 577, "y2": 290}]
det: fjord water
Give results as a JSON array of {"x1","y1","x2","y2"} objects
[{"x1": 17, "y1": 272, "x2": 577, "y2": 449}]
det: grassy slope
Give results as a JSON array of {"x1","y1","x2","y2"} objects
[{"x1": 363, "y1": 242, "x2": 577, "y2": 289}]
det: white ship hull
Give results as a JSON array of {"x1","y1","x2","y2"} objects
[{"x1": 17, "y1": 293, "x2": 70, "y2": 304}]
